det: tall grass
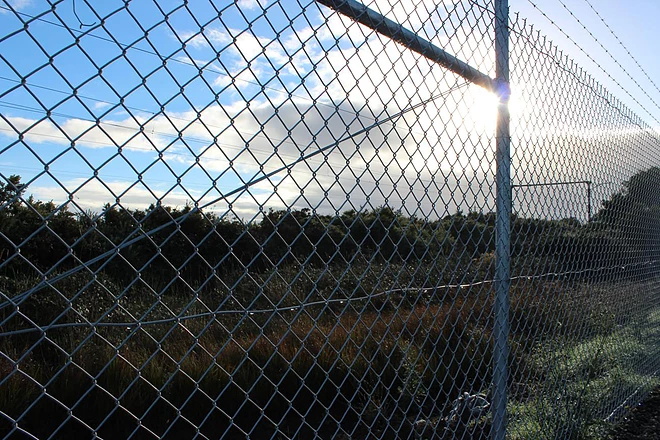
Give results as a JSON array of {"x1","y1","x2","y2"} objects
[
  {"x1": 0, "y1": 262, "x2": 656, "y2": 439},
  {"x1": 1, "y1": 303, "x2": 493, "y2": 439},
  {"x1": 508, "y1": 289, "x2": 660, "y2": 440}
]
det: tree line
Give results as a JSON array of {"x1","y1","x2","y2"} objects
[{"x1": 1, "y1": 167, "x2": 658, "y2": 294}]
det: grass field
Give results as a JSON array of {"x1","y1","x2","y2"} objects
[{"x1": 0, "y1": 262, "x2": 658, "y2": 439}]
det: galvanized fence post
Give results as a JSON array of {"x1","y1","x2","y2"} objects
[{"x1": 494, "y1": 0, "x2": 511, "y2": 439}]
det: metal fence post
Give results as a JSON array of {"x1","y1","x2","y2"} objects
[{"x1": 494, "y1": 0, "x2": 511, "y2": 439}]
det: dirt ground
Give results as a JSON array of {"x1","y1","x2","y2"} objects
[{"x1": 609, "y1": 387, "x2": 660, "y2": 440}]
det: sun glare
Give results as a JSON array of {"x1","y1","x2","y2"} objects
[
  {"x1": 468, "y1": 84, "x2": 524, "y2": 131},
  {"x1": 470, "y1": 88, "x2": 500, "y2": 130}
]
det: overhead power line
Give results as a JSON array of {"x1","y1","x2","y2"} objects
[{"x1": 0, "y1": 4, "x2": 454, "y2": 144}]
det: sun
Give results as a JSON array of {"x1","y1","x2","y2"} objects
[
  {"x1": 469, "y1": 87, "x2": 499, "y2": 130},
  {"x1": 468, "y1": 84, "x2": 524, "y2": 131}
]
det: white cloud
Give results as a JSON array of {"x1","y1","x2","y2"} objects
[
  {"x1": 1, "y1": 1, "x2": 506, "y2": 219},
  {"x1": 174, "y1": 19, "x2": 327, "y2": 87},
  {"x1": 0, "y1": 116, "x2": 167, "y2": 152},
  {"x1": 2, "y1": 0, "x2": 31, "y2": 12},
  {"x1": 1, "y1": 79, "x2": 500, "y2": 218},
  {"x1": 30, "y1": 178, "x2": 194, "y2": 212},
  {"x1": 237, "y1": 0, "x2": 267, "y2": 11},
  {"x1": 176, "y1": 28, "x2": 231, "y2": 50}
]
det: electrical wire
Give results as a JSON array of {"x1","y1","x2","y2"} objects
[{"x1": 0, "y1": 4, "x2": 448, "y2": 140}]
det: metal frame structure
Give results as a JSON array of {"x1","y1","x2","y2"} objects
[
  {"x1": 317, "y1": 1, "x2": 511, "y2": 438},
  {"x1": 2, "y1": 1, "x2": 659, "y2": 439}
]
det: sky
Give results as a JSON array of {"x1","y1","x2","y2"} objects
[
  {"x1": 510, "y1": 0, "x2": 660, "y2": 126},
  {"x1": 1, "y1": 0, "x2": 659, "y2": 222}
]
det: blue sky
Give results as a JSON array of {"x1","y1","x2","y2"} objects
[
  {"x1": 511, "y1": 0, "x2": 660, "y2": 124},
  {"x1": 1, "y1": 0, "x2": 659, "y2": 220}
]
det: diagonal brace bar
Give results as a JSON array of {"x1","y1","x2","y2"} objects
[{"x1": 315, "y1": 0, "x2": 495, "y2": 91}]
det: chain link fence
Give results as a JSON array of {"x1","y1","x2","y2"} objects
[{"x1": 0, "y1": 0, "x2": 658, "y2": 439}]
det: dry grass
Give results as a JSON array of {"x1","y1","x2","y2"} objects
[
  {"x1": 1, "y1": 296, "x2": 495, "y2": 438},
  {"x1": 0, "y1": 271, "x2": 652, "y2": 439}
]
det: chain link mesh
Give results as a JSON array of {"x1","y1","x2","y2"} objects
[
  {"x1": 0, "y1": 1, "x2": 657, "y2": 439},
  {"x1": 507, "y1": 12, "x2": 660, "y2": 439}
]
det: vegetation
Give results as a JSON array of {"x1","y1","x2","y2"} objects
[
  {"x1": 0, "y1": 168, "x2": 658, "y2": 439},
  {"x1": 509, "y1": 301, "x2": 660, "y2": 440}
]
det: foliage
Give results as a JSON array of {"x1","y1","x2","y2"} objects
[{"x1": 1, "y1": 168, "x2": 659, "y2": 438}]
